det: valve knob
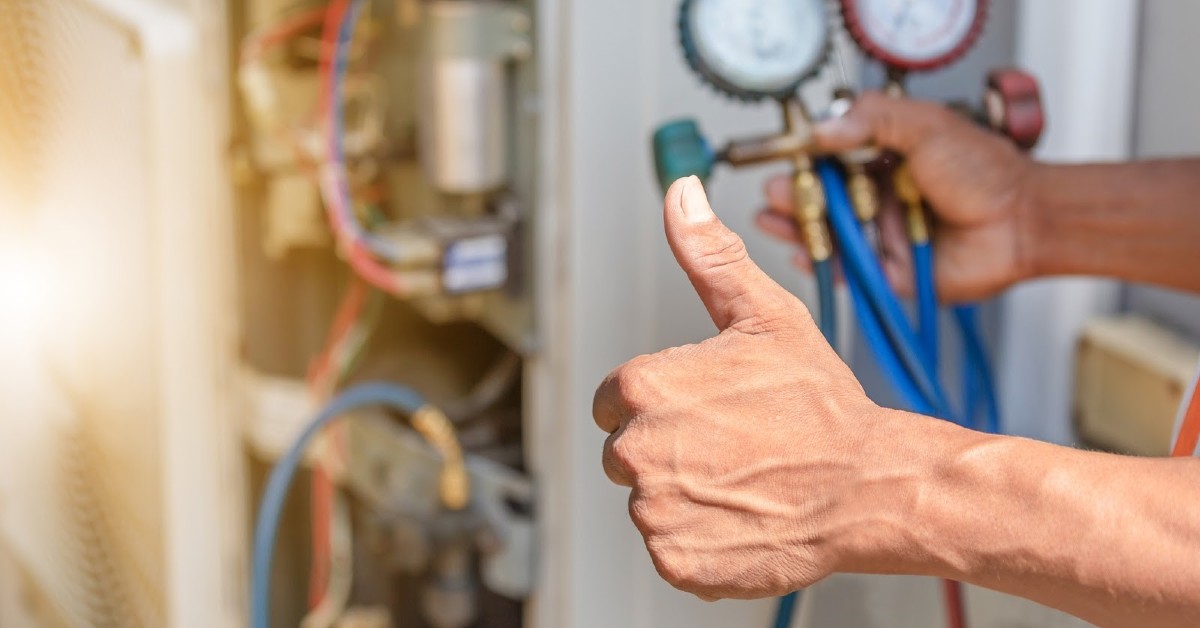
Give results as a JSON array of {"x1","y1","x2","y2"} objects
[
  {"x1": 984, "y1": 68, "x2": 1045, "y2": 151},
  {"x1": 652, "y1": 119, "x2": 716, "y2": 193}
]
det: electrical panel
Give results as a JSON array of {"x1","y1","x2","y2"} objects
[
  {"x1": 233, "y1": 0, "x2": 540, "y2": 626},
  {"x1": 0, "y1": 0, "x2": 542, "y2": 626}
]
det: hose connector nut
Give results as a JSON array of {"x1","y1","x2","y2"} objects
[{"x1": 411, "y1": 405, "x2": 470, "y2": 511}]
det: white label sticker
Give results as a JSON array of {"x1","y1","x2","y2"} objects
[{"x1": 444, "y1": 235, "x2": 508, "y2": 293}]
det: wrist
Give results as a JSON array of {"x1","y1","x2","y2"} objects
[
  {"x1": 1013, "y1": 159, "x2": 1051, "y2": 283},
  {"x1": 824, "y1": 408, "x2": 994, "y2": 578}
]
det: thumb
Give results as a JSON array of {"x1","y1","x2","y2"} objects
[
  {"x1": 813, "y1": 91, "x2": 960, "y2": 156},
  {"x1": 664, "y1": 176, "x2": 800, "y2": 333}
]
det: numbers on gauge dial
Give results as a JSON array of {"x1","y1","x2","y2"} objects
[
  {"x1": 689, "y1": 0, "x2": 827, "y2": 94},
  {"x1": 855, "y1": 0, "x2": 977, "y2": 65}
]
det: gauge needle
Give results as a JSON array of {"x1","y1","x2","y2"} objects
[{"x1": 749, "y1": 7, "x2": 775, "y2": 59}]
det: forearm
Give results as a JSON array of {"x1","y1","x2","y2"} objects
[
  {"x1": 1025, "y1": 159, "x2": 1200, "y2": 293},
  {"x1": 836, "y1": 411, "x2": 1200, "y2": 627}
]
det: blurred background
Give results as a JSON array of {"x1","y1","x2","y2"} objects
[{"x1": 1, "y1": 0, "x2": 1198, "y2": 626}]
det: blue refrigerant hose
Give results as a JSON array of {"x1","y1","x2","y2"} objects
[
  {"x1": 817, "y1": 160, "x2": 954, "y2": 419},
  {"x1": 773, "y1": 164, "x2": 1001, "y2": 628},
  {"x1": 913, "y1": 242, "x2": 940, "y2": 373},
  {"x1": 815, "y1": 259, "x2": 838, "y2": 344},
  {"x1": 955, "y1": 305, "x2": 1001, "y2": 434},
  {"x1": 772, "y1": 258, "x2": 838, "y2": 627},
  {"x1": 250, "y1": 382, "x2": 427, "y2": 628},
  {"x1": 773, "y1": 590, "x2": 800, "y2": 628},
  {"x1": 846, "y1": 255, "x2": 938, "y2": 416}
]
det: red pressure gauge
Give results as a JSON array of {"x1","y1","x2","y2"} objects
[{"x1": 840, "y1": 0, "x2": 988, "y2": 72}]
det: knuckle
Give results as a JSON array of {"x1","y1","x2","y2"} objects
[
  {"x1": 628, "y1": 495, "x2": 654, "y2": 533},
  {"x1": 875, "y1": 104, "x2": 902, "y2": 145},
  {"x1": 611, "y1": 358, "x2": 659, "y2": 411},
  {"x1": 628, "y1": 488, "x2": 672, "y2": 534},
  {"x1": 603, "y1": 456, "x2": 630, "y2": 487},
  {"x1": 656, "y1": 555, "x2": 704, "y2": 593},
  {"x1": 609, "y1": 433, "x2": 641, "y2": 475},
  {"x1": 646, "y1": 541, "x2": 689, "y2": 586},
  {"x1": 694, "y1": 232, "x2": 749, "y2": 275},
  {"x1": 602, "y1": 433, "x2": 626, "y2": 483}
]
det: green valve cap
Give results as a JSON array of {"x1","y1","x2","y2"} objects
[{"x1": 652, "y1": 119, "x2": 715, "y2": 193}]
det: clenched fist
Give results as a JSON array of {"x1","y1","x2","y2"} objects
[{"x1": 593, "y1": 176, "x2": 906, "y2": 601}]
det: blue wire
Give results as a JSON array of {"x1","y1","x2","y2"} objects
[
  {"x1": 330, "y1": 0, "x2": 403, "y2": 261},
  {"x1": 913, "y1": 242, "x2": 939, "y2": 373},
  {"x1": 954, "y1": 305, "x2": 1001, "y2": 434},
  {"x1": 817, "y1": 160, "x2": 952, "y2": 418},
  {"x1": 250, "y1": 382, "x2": 426, "y2": 628}
]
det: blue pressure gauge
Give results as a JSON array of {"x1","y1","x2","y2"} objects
[{"x1": 680, "y1": 0, "x2": 832, "y2": 101}]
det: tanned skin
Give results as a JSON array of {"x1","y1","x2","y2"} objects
[{"x1": 593, "y1": 93, "x2": 1200, "y2": 627}]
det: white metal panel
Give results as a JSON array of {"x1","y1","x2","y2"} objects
[
  {"x1": 0, "y1": 0, "x2": 241, "y2": 625},
  {"x1": 1124, "y1": 0, "x2": 1200, "y2": 342},
  {"x1": 997, "y1": 0, "x2": 1139, "y2": 445}
]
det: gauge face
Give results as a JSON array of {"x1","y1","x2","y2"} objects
[
  {"x1": 842, "y1": 0, "x2": 986, "y2": 71},
  {"x1": 684, "y1": 0, "x2": 829, "y2": 99}
]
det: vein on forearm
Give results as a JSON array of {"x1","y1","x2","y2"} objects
[{"x1": 917, "y1": 432, "x2": 1200, "y2": 627}]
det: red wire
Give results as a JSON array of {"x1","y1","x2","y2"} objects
[
  {"x1": 240, "y1": 4, "x2": 328, "y2": 65},
  {"x1": 317, "y1": 0, "x2": 347, "y2": 124},
  {"x1": 306, "y1": 278, "x2": 368, "y2": 608},
  {"x1": 309, "y1": 465, "x2": 335, "y2": 606},
  {"x1": 317, "y1": 0, "x2": 404, "y2": 295},
  {"x1": 309, "y1": 1, "x2": 370, "y2": 592},
  {"x1": 941, "y1": 579, "x2": 967, "y2": 628},
  {"x1": 306, "y1": 279, "x2": 369, "y2": 392}
]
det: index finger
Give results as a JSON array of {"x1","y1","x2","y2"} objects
[
  {"x1": 813, "y1": 91, "x2": 961, "y2": 155},
  {"x1": 593, "y1": 365, "x2": 635, "y2": 434}
]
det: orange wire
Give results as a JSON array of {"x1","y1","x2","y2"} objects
[
  {"x1": 306, "y1": 279, "x2": 368, "y2": 608},
  {"x1": 1172, "y1": 380, "x2": 1200, "y2": 457}
]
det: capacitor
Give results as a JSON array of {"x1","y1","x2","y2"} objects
[{"x1": 418, "y1": 1, "x2": 531, "y2": 194}]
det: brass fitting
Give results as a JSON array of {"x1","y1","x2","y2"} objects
[
  {"x1": 893, "y1": 163, "x2": 929, "y2": 244},
  {"x1": 778, "y1": 100, "x2": 833, "y2": 263},
  {"x1": 845, "y1": 162, "x2": 879, "y2": 223},
  {"x1": 410, "y1": 404, "x2": 470, "y2": 510},
  {"x1": 792, "y1": 156, "x2": 833, "y2": 262}
]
